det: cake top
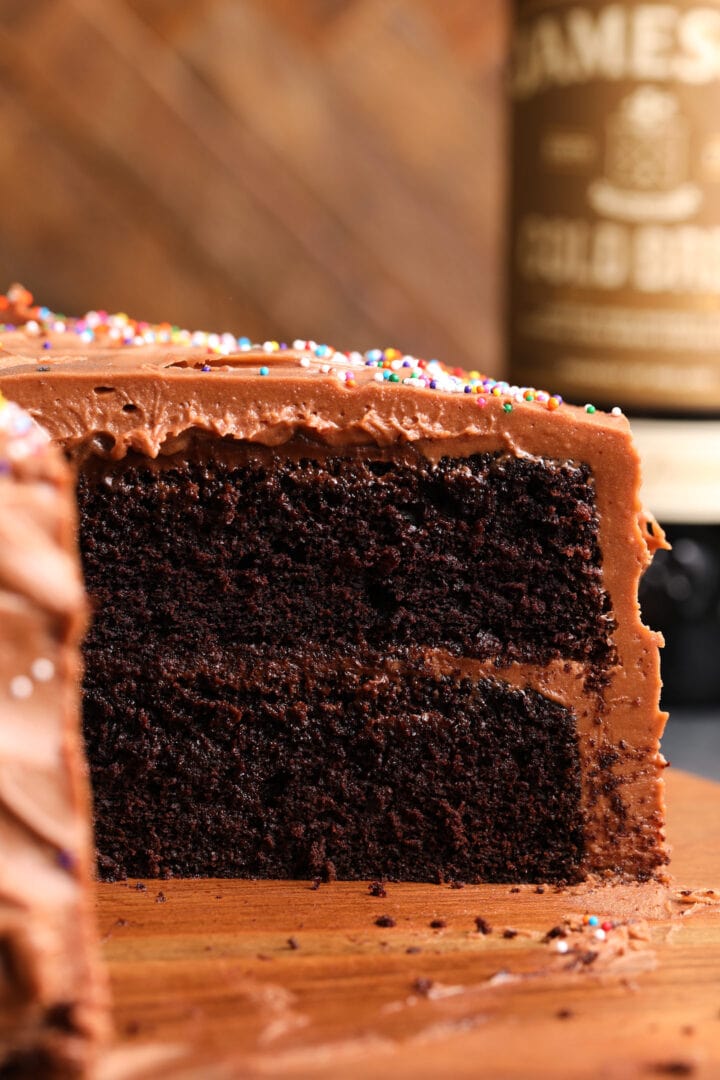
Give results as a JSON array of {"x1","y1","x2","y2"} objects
[
  {"x1": 0, "y1": 284, "x2": 635, "y2": 469},
  {"x1": 0, "y1": 284, "x2": 622, "y2": 417}
]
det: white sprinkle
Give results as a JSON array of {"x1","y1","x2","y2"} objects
[
  {"x1": 9, "y1": 675, "x2": 33, "y2": 700},
  {"x1": 25, "y1": 320, "x2": 40, "y2": 336},
  {"x1": 320, "y1": 364, "x2": 331, "y2": 374},
  {"x1": 611, "y1": 406, "x2": 623, "y2": 416},
  {"x1": 593, "y1": 928, "x2": 607, "y2": 941},
  {"x1": 374, "y1": 372, "x2": 385, "y2": 382},
  {"x1": 31, "y1": 658, "x2": 55, "y2": 682},
  {"x1": 292, "y1": 339, "x2": 306, "y2": 350},
  {"x1": 555, "y1": 939, "x2": 569, "y2": 954},
  {"x1": 299, "y1": 357, "x2": 310, "y2": 367}
]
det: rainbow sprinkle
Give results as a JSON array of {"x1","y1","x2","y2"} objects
[{"x1": 0, "y1": 286, "x2": 624, "y2": 419}]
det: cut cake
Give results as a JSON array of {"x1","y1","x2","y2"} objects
[{"x1": 0, "y1": 288, "x2": 669, "y2": 887}]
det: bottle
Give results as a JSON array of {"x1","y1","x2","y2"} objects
[{"x1": 507, "y1": 0, "x2": 720, "y2": 706}]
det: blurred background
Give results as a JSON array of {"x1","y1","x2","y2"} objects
[
  {"x1": 0, "y1": 0, "x2": 717, "y2": 773},
  {"x1": 0, "y1": 0, "x2": 506, "y2": 373}
]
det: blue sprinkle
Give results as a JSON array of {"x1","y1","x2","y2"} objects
[
  {"x1": 464, "y1": 385, "x2": 472, "y2": 393},
  {"x1": 259, "y1": 365, "x2": 270, "y2": 376},
  {"x1": 429, "y1": 379, "x2": 438, "y2": 389},
  {"x1": 588, "y1": 915, "x2": 599, "y2": 927},
  {"x1": 202, "y1": 364, "x2": 212, "y2": 372},
  {"x1": 314, "y1": 344, "x2": 330, "y2": 358},
  {"x1": 366, "y1": 348, "x2": 383, "y2": 363},
  {"x1": 382, "y1": 370, "x2": 392, "y2": 380},
  {"x1": 402, "y1": 359, "x2": 412, "y2": 367},
  {"x1": 42, "y1": 341, "x2": 51, "y2": 350},
  {"x1": 238, "y1": 336, "x2": 251, "y2": 349}
]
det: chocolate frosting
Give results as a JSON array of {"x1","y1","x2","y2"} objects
[
  {"x1": 0, "y1": 396, "x2": 107, "y2": 1073},
  {"x1": 0, "y1": 298, "x2": 669, "y2": 879}
]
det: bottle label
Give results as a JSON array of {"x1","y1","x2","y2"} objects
[{"x1": 509, "y1": 0, "x2": 720, "y2": 409}]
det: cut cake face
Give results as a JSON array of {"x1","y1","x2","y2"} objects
[
  {"x1": 0, "y1": 287, "x2": 669, "y2": 885},
  {"x1": 0, "y1": 392, "x2": 107, "y2": 1076}
]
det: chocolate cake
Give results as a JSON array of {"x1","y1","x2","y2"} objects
[
  {"x1": 0, "y1": 287, "x2": 669, "y2": 886},
  {"x1": 0, "y1": 390, "x2": 107, "y2": 1077}
]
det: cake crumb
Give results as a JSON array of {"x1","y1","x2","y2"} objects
[
  {"x1": 155, "y1": 891, "x2": 167, "y2": 904},
  {"x1": 557, "y1": 1008, "x2": 574, "y2": 1020},
  {"x1": 544, "y1": 925, "x2": 567, "y2": 941},
  {"x1": 474, "y1": 917, "x2": 492, "y2": 935},
  {"x1": 309, "y1": 878, "x2": 322, "y2": 891},
  {"x1": 429, "y1": 918, "x2": 446, "y2": 929},
  {"x1": 509, "y1": 887, "x2": 520, "y2": 894},
  {"x1": 368, "y1": 881, "x2": 387, "y2": 898},
  {"x1": 406, "y1": 946, "x2": 422, "y2": 955},
  {"x1": 503, "y1": 928, "x2": 518, "y2": 939},
  {"x1": 412, "y1": 977, "x2": 434, "y2": 996},
  {"x1": 535, "y1": 885, "x2": 546, "y2": 894},
  {"x1": 134, "y1": 882, "x2": 147, "y2": 892},
  {"x1": 375, "y1": 915, "x2": 396, "y2": 928},
  {"x1": 287, "y1": 937, "x2": 300, "y2": 951},
  {"x1": 449, "y1": 881, "x2": 465, "y2": 890}
]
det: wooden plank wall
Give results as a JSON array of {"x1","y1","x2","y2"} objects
[{"x1": 0, "y1": 0, "x2": 507, "y2": 372}]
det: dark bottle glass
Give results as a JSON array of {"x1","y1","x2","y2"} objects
[{"x1": 640, "y1": 524, "x2": 720, "y2": 706}]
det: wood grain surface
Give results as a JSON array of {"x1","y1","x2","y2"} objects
[
  {"x1": 0, "y1": 0, "x2": 506, "y2": 373},
  {"x1": 97, "y1": 769, "x2": 720, "y2": 1079}
]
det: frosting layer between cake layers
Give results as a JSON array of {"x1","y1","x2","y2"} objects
[{"x1": 0, "y1": 293, "x2": 668, "y2": 883}]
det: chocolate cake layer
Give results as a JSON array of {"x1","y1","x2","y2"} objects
[
  {"x1": 83, "y1": 648, "x2": 584, "y2": 883},
  {"x1": 77, "y1": 445, "x2": 613, "y2": 668}
]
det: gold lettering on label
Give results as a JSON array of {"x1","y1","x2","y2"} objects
[
  {"x1": 631, "y1": 5, "x2": 676, "y2": 81},
  {"x1": 676, "y1": 9, "x2": 720, "y2": 83},
  {"x1": 566, "y1": 7, "x2": 626, "y2": 80},
  {"x1": 541, "y1": 129, "x2": 597, "y2": 170},
  {"x1": 512, "y1": 4, "x2": 720, "y2": 98}
]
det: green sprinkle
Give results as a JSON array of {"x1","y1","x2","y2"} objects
[
  {"x1": 585, "y1": 403, "x2": 596, "y2": 414},
  {"x1": 389, "y1": 373, "x2": 400, "y2": 383},
  {"x1": 503, "y1": 402, "x2": 513, "y2": 413}
]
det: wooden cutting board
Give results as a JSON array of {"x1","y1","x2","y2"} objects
[{"x1": 97, "y1": 769, "x2": 720, "y2": 1079}]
